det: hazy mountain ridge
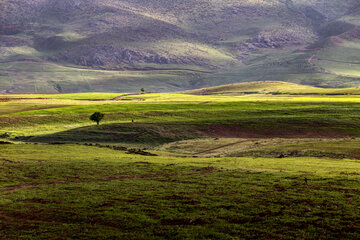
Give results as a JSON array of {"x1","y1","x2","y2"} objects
[{"x1": 1, "y1": 0, "x2": 360, "y2": 93}]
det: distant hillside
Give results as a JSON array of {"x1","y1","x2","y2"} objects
[
  {"x1": 183, "y1": 81, "x2": 317, "y2": 95},
  {"x1": 1, "y1": 0, "x2": 360, "y2": 93}
]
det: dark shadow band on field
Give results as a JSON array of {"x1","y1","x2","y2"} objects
[{"x1": 26, "y1": 121, "x2": 350, "y2": 145}]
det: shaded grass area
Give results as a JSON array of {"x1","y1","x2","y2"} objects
[
  {"x1": 0, "y1": 144, "x2": 359, "y2": 239},
  {"x1": 23, "y1": 119, "x2": 357, "y2": 147},
  {"x1": 26, "y1": 123, "x2": 199, "y2": 147}
]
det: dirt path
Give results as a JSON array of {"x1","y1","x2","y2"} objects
[
  {"x1": 110, "y1": 93, "x2": 142, "y2": 101},
  {"x1": 1, "y1": 59, "x2": 212, "y2": 74},
  {"x1": 307, "y1": 53, "x2": 317, "y2": 66},
  {"x1": 0, "y1": 59, "x2": 41, "y2": 64},
  {"x1": 307, "y1": 54, "x2": 360, "y2": 66},
  {"x1": 193, "y1": 139, "x2": 255, "y2": 156},
  {"x1": 110, "y1": 92, "x2": 159, "y2": 101},
  {"x1": 126, "y1": 67, "x2": 212, "y2": 74},
  {"x1": 316, "y1": 58, "x2": 360, "y2": 65}
]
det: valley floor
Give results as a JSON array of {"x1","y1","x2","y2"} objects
[{"x1": 0, "y1": 85, "x2": 359, "y2": 239}]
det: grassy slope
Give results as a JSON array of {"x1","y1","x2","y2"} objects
[
  {"x1": 183, "y1": 81, "x2": 318, "y2": 95},
  {"x1": 2, "y1": 96, "x2": 360, "y2": 139},
  {"x1": 183, "y1": 81, "x2": 360, "y2": 95},
  {"x1": 1, "y1": 88, "x2": 360, "y2": 238},
  {"x1": 3, "y1": 83, "x2": 360, "y2": 142},
  {"x1": 1, "y1": 0, "x2": 360, "y2": 92}
]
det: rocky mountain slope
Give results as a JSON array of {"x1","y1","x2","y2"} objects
[{"x1": 1, "y1": 0, "x2": 360, "y2": 93}]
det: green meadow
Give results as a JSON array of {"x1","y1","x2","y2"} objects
[{"x1": 1, "y1": 82, "x2": 359, "y2": 239}]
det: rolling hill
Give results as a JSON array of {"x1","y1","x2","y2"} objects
[
  {"x1": 183, "y1": 81, "x2": 318, "y2": 95},
  {"x1": 1, "y1": 0, "x2": 360, "y2": 93},
  {"x1": 183, "y1": 81, "x2": 360, "y2": 95}
]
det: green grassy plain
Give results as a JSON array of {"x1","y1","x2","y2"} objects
[
  {"x1": 1, "y1": 144, "x2": 359, "y2": 239},
  {"x1": 1, "y1": 82, "x2": 360, "y2": 239}
]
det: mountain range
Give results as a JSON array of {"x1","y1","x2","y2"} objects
[{"x1": 1, "y1": 0, "x2": 360, "y2": 93}]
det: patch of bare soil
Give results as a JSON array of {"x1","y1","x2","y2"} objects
[
  {"x1": 193, "y1": 139, "x2": 254, "y2": 155},
  {"x1": 4, "y1": 183, "x2": 40, "y2": 192},
  {"x1": 126, "y1": 148, "x2": 157, "y2": 156},
  {"x1": 110, "y1": 93, "x2": 152, "y2": 101},
  {"x1": 110, "y1": 93, "x2": 140, "y2": 101},
  {"x1": 23, "y1": 198, "x2": 60, "y2": 204},
  {"x1": 0, "y1": 208, "x2": 74, "y2": 226},
  {"x1": 161, "y1": 217, "x2": 210, "y2": 226}
]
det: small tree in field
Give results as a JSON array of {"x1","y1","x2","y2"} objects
[
  {"x1": 141, "y1": 88, "x2": 146, "y2": 94},
  {"x1": 90, "y1": 112, "x2": 104, "y2": 125}
]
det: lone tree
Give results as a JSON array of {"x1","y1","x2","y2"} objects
[
  {"x1": 90, "y1": 112, "x2": 104, "y2": 125},
  {"x1": 141, "y1": 88, "x2": 146, "y2": 93}
]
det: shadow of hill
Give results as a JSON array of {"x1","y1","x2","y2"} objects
[
  {"x1": 27, "y1": 123, "x2": 203, "y2": 145},
  {"x1": 26, "y1": 121, "x2": 350, "y2": 145}
]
